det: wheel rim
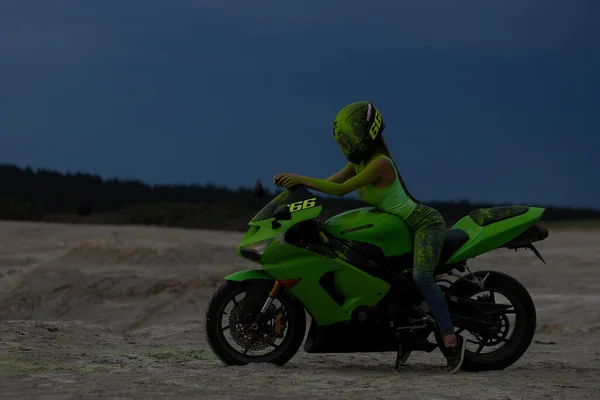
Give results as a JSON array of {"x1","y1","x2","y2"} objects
[
  {"x1": 214, "y1": 286, "x2": 298, "y2": 363},
  {"x1": 456, "y1": 288, "x2": 525, "y2": 361}
]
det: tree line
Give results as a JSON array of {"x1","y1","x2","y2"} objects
[{"x1": 0, "y1": 164, "x2": 598, "y2": 231}]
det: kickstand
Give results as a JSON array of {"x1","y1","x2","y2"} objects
[{"x1": 395, "y1": 344, "x2": 410, "y2": 371}]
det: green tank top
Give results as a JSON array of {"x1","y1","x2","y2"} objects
[{"x1": 354, "y1": 156, "x2": 418, "y2": 220}]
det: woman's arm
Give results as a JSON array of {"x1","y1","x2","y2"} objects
[
  {"x1": 326, "y1": 162, "x2": 355, "y2": 183},
  {"x1": 301, "y1": 157, "x2": 388, "y2": 197}
]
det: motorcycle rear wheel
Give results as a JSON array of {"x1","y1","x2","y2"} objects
[{"x1": 447, "y1": 270, "x2": 537, "y2": 371}]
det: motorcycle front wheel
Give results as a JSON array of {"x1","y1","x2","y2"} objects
[{"x1": 204, "y1": 280, "x2": 307, "y2": 366}]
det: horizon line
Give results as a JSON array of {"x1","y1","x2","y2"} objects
[{"x1": 2, "y1": 162, "x2": 598, "y2": 212}]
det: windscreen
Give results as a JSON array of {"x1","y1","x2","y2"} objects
[{"x1": 250, "y1": 186, "x2": 316, "y2": 222}]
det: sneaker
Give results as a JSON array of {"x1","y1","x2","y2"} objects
[{"x1": 444, "y1": 335, "x2": 466, "y2": 373}]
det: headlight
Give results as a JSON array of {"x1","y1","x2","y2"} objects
[{"x1": 239, "y1": 238, "x2": 274, "y2": 261}]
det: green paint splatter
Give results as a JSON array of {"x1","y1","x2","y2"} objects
[{"x1": 470, "y1": 206, "x2": 529, "y2": 226}]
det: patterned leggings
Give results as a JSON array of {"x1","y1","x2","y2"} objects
[{"x1": 404, "y1": 204, "x2": 455, "y2": 336}]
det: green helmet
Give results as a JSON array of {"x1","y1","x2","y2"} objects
[{"x1": 333, "y1": 101, "x2": 386, "y2": 164}]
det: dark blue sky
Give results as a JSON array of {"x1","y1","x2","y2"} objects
[{"x1": 1, "y1": 1, "x2": 598, "y2": 208}]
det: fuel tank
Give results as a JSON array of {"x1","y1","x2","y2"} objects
[{"x1": 323, "y1": 207, "x2": 413, "y2": 257}]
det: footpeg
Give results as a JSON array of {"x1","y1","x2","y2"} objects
[
  {"x1": 409, "y1": 317, "x2": 430, "y2": 324},
  {"x1": 395, "y1": 324, "x2": 429, "y2": 331}
]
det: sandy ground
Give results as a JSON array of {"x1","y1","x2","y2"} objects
[{"x1": 0, "y1": 220, "x2": 598, "y2": 399}]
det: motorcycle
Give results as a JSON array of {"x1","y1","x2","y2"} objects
[{"x1": 205, "y1": 181, "x2": 549, "y2": 371}]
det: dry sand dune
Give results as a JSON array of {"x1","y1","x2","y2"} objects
[{"x1": 0, "y1": 220, "x2": 599, "y2": 399}]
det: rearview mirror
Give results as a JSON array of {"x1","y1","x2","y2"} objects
[{"x1": 253, "y1": 180, "x2": 266, "y2": 198}]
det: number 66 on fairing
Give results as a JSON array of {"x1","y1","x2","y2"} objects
[{"x1": 287, "y1": 198, "x2": 316, "y2": 213}]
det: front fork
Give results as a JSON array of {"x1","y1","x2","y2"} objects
[{"x1": 250, "y1": 281, "x2": 281, "y2": 330}]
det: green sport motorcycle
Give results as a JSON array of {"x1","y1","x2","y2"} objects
[{"x1": 205, "y1": 181, "x2": 549, "y2": 371}]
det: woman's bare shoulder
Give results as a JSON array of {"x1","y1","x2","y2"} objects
[{"x1": 372, "y1": 156, "x2": 394, "y2": 171}]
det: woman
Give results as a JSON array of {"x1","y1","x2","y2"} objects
[{"x1": 273, "y1": 101, "x2": 466, "y2": 373}]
